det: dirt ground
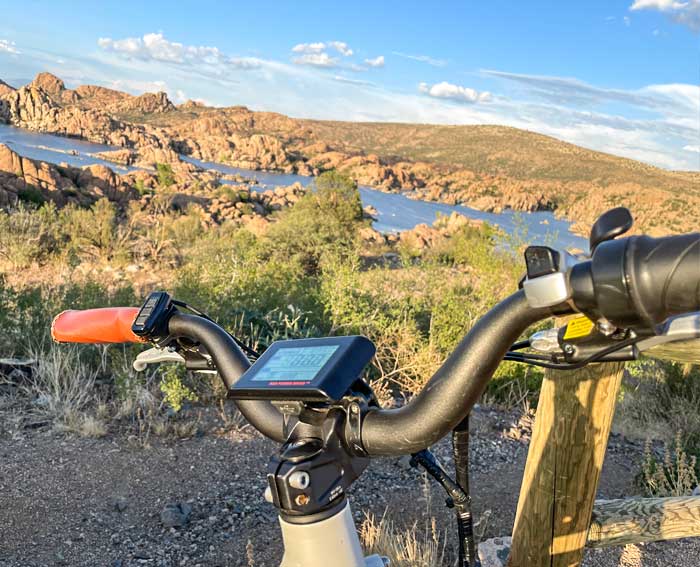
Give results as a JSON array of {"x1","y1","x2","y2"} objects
[{"x1": 1, "y1": 405, "x2": 697, "y2": 566}]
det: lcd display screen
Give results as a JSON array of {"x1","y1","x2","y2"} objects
[{"x1": 251, "y1": 345, "x2": 339, "y2": 383}]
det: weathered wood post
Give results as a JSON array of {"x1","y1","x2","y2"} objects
[{"x1": 507, "y1": 361, "x2": 625, "y2": 567}]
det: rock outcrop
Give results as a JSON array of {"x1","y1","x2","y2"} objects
[
  {"x1": 30, "y1": 72, "x2": 66, "y2": 97},
  {"x1": 0, "y1": 143, "x2": 137, "y2": 206},
  {"x1": 0, "y1": 79, "x2": 14, "y2": 97},
  {"x1": 0, "y1": 83, "x2": 182, "y2": 171},
  {"x1": 112, "y1": 91, "x2": 175, "y2": 115},
  {"x1": 398, "y1": 211, "x2": 485, "y2": 253},
  {"x1": 74, "y1": 84, "x2": 131, "y2": 109}
]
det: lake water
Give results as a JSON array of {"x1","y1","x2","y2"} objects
[{"x1": 0, "y1": 123, "x2": 587, "y2": 250}]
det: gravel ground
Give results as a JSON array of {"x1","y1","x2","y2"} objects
[{"x1": 1, "y1": 404, "x2": 697, "y2": 566}]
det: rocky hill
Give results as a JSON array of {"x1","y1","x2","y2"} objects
[{"x1": 1, "y1": 72, "x2": 698, "y2": 236}]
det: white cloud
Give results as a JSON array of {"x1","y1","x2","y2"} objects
[
  {"x1": 624, "y1": 15, "x2": 632, "y2": 25},
  {"x1": 0, "y1": 39, "x2": 20, "y2": 55},
  {"x1": 328, "y1": 41, "x2": 353, "y2": 56},
  {"x1": 419, "y1": 81, "x2": 491, "y2": 103},
  {"x1": 393, "y1": 51, "x2": 447, "y2": 67},
  {"x1": 292, "y1": 40, "x2": 352, "y2": 57},
  {"x1": 108, "y1": 78, "x2": 168, "y2": 93},
  {"x1": 684, "y1": 144, "x2": 700, "y2": 152},
  {"x1": 630, "y1": 0, "x2": 700, "y2": 31},
  {"x1": 365, "y1": 55, "x2": 385, "y2": 68},
  {"x1": 290, "y1": 40, "x2": 357, "y2": 68},
  {"x1": 98, "y1": 33, "x2": 259, "y2": 69},
  {"x1": 483, "y1": 70, "x2": 700, "y2": 117},
  {"x1": 333, "y1": 75, "x2": 375, "y2": 86},
  {"x1": 632, "y1": 0, "x2": 689, "y2": 9},
  {"x1": 291, "y1": 42, "x2": 326, "y2": 54},
  {"x1": 292, "y1": 52, "x2": 338, "y2": 68}
]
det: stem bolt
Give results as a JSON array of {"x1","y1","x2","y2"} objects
[
  {"x1": 295, "y1": 494, "x2": 310, "y2": 506},
  {"x1": 289, "y1": 471, "x2": 310, "y2": 490}
]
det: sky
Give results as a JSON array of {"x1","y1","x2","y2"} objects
[{"x1": 0, "y1": 0, "x2": 698, "y2": 171}]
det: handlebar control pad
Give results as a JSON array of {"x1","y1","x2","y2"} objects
[{"x1": 132, "y1": 291, "x2": 174, "y2": 339}]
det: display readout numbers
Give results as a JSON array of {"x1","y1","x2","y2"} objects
[{"x1": 252, "y1": 345, "x2": 339, "y2": 383}]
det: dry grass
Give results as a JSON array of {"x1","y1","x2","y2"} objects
[
  {"x1": 360, "y1": 512, "x2": 447, "y2": 567},
  {"x1": 614, "y1": 360, "x2": 700, "y2": 449},
  {"x1": 23, "y1": 344, "x2": 99, "y2": 432},
  {"x1": 217, "y1": 399, "x2": 249, "y2": 433}
]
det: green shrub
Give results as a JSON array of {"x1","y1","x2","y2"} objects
[
  {"x1": 156, "y1": 163, "x2": 175, "y2": 187},
  {"x1": 59, "y1": 199, "x2": 131, "y2": 263},
  {"x1": 18, "y1": 184, "x2": 46, "y2": 205},
  {"x1": 159, "y1": 366, "x2": 198, "y2": 412},
  {"x1": 134, "y1": 178, "x2": 150, "y2": 195}
]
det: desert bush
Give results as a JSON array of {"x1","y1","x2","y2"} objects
[
  {"x1": 265, "y1": 170, "x2": 364, "y2": 274},
  {"x1": 641, "y1": 432, "x2": 699, "y2": 497},
  {"x1": 17, "y1": 184, "x2": 45, "y2": 206},
  {"x1": 24, "y1": 344, "x2": 99, "y2": 432},
  {"x1": 59, "y1": 199, "x2": 133, "y2": 263},
  {"x1": 0, "y1": 203, "x2": 60, "y2": 268},
  {"x1": 159, "y1": 365, "x2": 198, "y2": 412}
]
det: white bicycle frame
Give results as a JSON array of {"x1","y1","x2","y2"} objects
[{"x1": 278, "y1": 502, "x2": 386, "y2": 567}]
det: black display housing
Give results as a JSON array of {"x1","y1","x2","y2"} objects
[
  {"x1": 229, "y1": 336, "x2": 376, "y2": 402},
  {"x1": 132, "y1": 291, "x2": 174, "y2": 338}
]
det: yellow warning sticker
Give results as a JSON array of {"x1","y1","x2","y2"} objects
[{"x1": 563, "y1": 316, "x2": 595, "y2": 340}]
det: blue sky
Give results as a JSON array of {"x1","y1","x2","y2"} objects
[{"x1": 0, "y1": 0, "x2": 698, "y2": 170}]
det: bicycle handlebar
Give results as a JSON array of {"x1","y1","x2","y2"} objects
[
  {"x1": 572, "y1": 233, "x2": 700, "y2": 328},
  {"x1": 360, "y1": 291, "x2": 556, "y2": 455},
  {"x1": 167, "y1": 312, "x2": 287, "y2": 442}
]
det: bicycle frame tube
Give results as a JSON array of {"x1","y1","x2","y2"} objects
[{"x1": 278, "y1": 502, "x2": 385, "y2": 567}]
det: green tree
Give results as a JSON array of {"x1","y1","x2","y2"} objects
[
  {"x1": 266, "y1": 171, "x2": 364, "y2": 274},
  {"x1": 156, "y1": 163, "x2": 175, "y2": 188}
]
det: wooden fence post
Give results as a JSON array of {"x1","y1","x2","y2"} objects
[{"x1": 507, "y1": 361, "x2": 625, "y2": 567}]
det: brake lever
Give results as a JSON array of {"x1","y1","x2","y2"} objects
[
  {"x1": 133, "y1": 347, "x2": 185, "y2": 372},
  {"x1": 635, "y1": 312, "x2": 700, "y2": 364},
  {"x1": 636, "y1": 312, "x2": 700, "y2": 351}
]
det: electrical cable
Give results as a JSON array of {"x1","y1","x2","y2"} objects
[
  {"x1": 503, "y1": 335, "x2": 639, "y2": 370},
  {"x1": 171, "y1": 299, "x2": 261, "y2": 360}
]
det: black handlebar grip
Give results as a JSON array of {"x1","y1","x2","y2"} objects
[
  {"x1": 586, "y1": 233, "x2": 700, "y2": 328},
  {"x1": 625, "y1": 233, "x2": 700, "y2": 327}
]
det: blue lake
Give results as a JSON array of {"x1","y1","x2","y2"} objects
[{"x1": 0, "y1": 123, "x2": 587, "y2": 250}]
